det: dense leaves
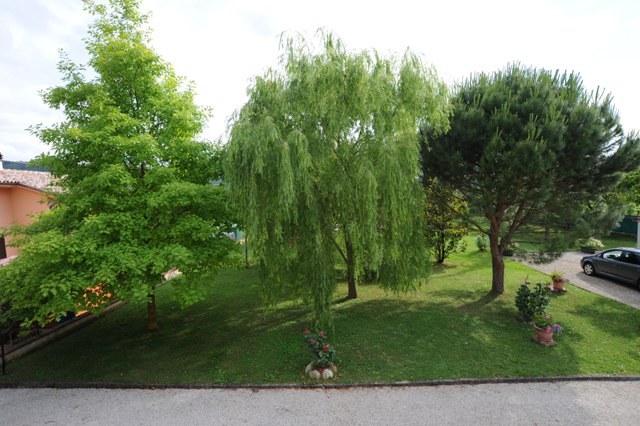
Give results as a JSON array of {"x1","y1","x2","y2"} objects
[
  {"x1": 423, "y1": 178, "x2": 468, "y2": 264},
  {"x1": 0, "y1": 0, "x2": 236, "y2": 329},
  {"x1": 422, "y1": 64, "x2": 640, "y2": 294},
  {"x1": 226, "y1": 32, "x2": 450, "y2": 326}
]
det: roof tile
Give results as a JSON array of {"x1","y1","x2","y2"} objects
[{"x1": 0, "y1": 169, "x2": 57, "y2": 191}]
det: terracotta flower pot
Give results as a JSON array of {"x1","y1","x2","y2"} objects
[
  {"x1": 534, "y1": 326, "x2": 554, "y2": 344},
  {"x1": 553, "y1": 279, "x2": 565, "y2": 291}
]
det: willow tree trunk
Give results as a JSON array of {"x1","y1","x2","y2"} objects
[
  {"x1": 147, "y1": 293, "x2": 158, "y2": 331},
  {"x1": 488, "y1": 226, "x2": 505, "y2": 295},
  {"x1": 345, "y1": 236, "x2": 357, "y2": 299}
]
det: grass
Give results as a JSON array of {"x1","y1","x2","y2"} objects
[
  {"x1": 600, "y1": 234, "x2": 637, "y2": 249},
  {"x1": 1, "y1": 238, "x2": 639, "y2": 384}
]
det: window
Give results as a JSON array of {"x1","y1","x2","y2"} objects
[
  {"x1": 603, "y1": 250, "x2": 623, "y2": 261},
  {"x1": 622, "y1": 251, "x2": 640, "y2": 265}
]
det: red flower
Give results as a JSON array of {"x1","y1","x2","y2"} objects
[
  {"x1": 319, "y1": 331, "x2": 325, "y2": 337},
  {"x1": 304, "y1": 329, "x2": 310, "y2": 335},
  {"x1": 311, "y1": 339, "x2": 317, "y2": 345},
  {"x1": 322, "y1": 347, "x2": 327, "y2": 352},
  {"x1": 325, "y1": 344, "x2": 330, "y2": 349}
]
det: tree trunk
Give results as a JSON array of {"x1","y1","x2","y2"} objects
[
  {"x1": 345, "y1": 235, "x2": 357, "y2": 299},
  {"x1": 147, "y1": 293, "x2": 158, "y2": 331},
  {"x1": 488, "y1": 226, "x2": 505, "y2": 295},
  {"x1": 437, "y1": 229, "x2": 445, "y2": 263}
]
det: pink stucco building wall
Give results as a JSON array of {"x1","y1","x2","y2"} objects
[{"x1": 0, "y1": 185, "x2": 51, "y2": 257}]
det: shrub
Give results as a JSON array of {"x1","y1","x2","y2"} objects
[
  {"x1": 476, "y1": 235, "x2": 488, "y2": 252},
  {"x1": 303, "y1": 329, "x2": 336, "y2": 368},
  {"x1": 576, "y1": 237, "x2": 604, "y2": 250},
  {"x1": 515, "y1": 281, "x2": 550, "y2": 322}
]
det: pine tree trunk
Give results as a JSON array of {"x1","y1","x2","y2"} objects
[
  {"x1": 488, "y1": 226, "x2": 505, "y2": 295},
  {"x1": 147, "y1": 293, "x2": 158, "y2": 331},
  {"x1": 345, "y1": 236, "x2": 357, "y2": 299}
]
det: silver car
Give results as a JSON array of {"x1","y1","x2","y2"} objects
[{"x1": 581, "y1": 247, "x2": 640, "y2": 290}]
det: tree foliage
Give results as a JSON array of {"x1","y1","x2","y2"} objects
[
  {"x1": 423, "y1": 178, "x2": 468, "y2": 264},
  {"x1": 226, "y1": 32, "x2": 450, "y2": 326},
  {"x1": 0, "y1": 0, "x2": 236, "y2": 330},
  {"x1": 422, "y1": 64, "x2": 640, "y2": 294},
  {"x1": 575, "y1": 193, "x2": 629, "y2": 239}
]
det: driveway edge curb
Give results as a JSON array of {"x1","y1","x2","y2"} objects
[{"x1": 1, "y1": 375, "x2": 639, "y2": 390}]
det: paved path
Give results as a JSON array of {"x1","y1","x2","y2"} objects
[
  {"x1": 1, "y1": 381, "x2": 639, "y2": 425},
  {"x1": 520, "y1": 251, "x2": 640, "y2": 309}
]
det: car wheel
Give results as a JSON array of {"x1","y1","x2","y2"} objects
[{"x1": 583, "y1": 262, "x2": 595, "y2": 276}]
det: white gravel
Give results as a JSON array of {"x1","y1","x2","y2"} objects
[
  {"x1": 519, "y1": 251, "x2": 640, "y2": 309},
  {"x1": 1, "y1": 381, "x2": 639, "y2": 425}
]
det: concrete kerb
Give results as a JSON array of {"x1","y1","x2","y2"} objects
[
  {"x1": 1, "y1": 375, "x2": 639, "y2": 390},
  {"x1": 2, "y1": 301, "x2": 124, "y2": 364}
]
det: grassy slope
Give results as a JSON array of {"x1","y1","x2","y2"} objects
[{"x1": 1, "y1": 243, "x2": 639, "y2": 384}]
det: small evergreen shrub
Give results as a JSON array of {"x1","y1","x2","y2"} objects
[
  {"x1": 476, "y1": 235, "x2": 488, "y2": 252},
  {"x1": 515, "y1": 281, "x2": 550, "y2": 322}
]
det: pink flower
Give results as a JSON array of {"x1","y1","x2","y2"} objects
[
  {"x1": 325, "y1": 344, "x2": 330, "y2": 349},
  {"x1": 545, "y1": 315, "x2": 550, "y2": 319},
  {"x1": 311, "y1": 339, "x2": 317, "y2": 345},
  {"x1": 319, "y1": 331, "x2": 325, "y2": 337},
  {"x1": 304, "y1": 329, "x2": 310, "y2": 335},
  {"x1": 546, "y1": 326, "x2": 552, "y2": 333}
]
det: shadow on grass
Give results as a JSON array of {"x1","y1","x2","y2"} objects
[{"x1": 3, "y1": 262, "x2": 637, "y2": 384}]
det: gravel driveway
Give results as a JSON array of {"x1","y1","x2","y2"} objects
[{"x1": 520, "y1": 251, "x2": 640, "y2": 309}]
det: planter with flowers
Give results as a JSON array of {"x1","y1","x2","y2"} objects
[
  {"x1": 303, "y1": 329, "x2": 337, "y2": 379},
  {"x1": 577, "y1": 237, "x2": 604, "y2": 254},
  {"x1": 532, "y1": 312, "x2": 564, "y2": 346},
  {"x1": 549, "y1": 270, "x2": 567, "y2": 292}
]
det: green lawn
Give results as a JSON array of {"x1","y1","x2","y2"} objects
[
  {"x1": 601, "y1": 234, "x2": 637, "y2": 249},
  {"x1": 1, "y1": 242, "x2": 639, "y2": 384}
]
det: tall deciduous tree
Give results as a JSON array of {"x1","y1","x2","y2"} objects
[
  {"x1": 423, "y1": 178, "x2": 468, "y2": 264},
  {"x1": 422, "y1": 64, "x2": 640, "y2": 295},
  {"x1": 0, "y1": 0, "x2": 236, "y2": 330},
  {"x1": 226, "y1": 33, "x2": 449, "y2": 326}
]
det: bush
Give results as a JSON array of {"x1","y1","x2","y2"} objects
[
  {"x1": 303, "y1": 329, "x2": 336, "y2": 368},
  {"x1": 515, "y1": 281, "x2": 550, "y2": 322},
  {"x1": 476, "y1": 235, "x2": 488, "y2": 252},
  {"x1": 576, "y1": 237, "x2": 604, "y2": 250}
]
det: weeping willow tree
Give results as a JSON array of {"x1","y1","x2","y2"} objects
[{"x1": 226, "y1": 33, "x2": 450, "y2": 326}]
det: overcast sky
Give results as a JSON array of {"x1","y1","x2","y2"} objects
[{"x1": 1, "y1": 0, "x2": 639, "y2": 161}]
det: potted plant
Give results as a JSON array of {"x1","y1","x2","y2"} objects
[
  {"x1": 515, "y1": 280, "x2": 550, "y2": 322},
  {"x1": 303, "y1": 329, "x2": 337, "y2": 379},
  {"x1": 549, "y1": 270, "x2": 566, "y2": 291},
  {"x1": 576, "y1": 237, "x2": 604, "y2": 254},
  {"x1": 532, "y1": 312, "x2": 564, "y2": 345}
]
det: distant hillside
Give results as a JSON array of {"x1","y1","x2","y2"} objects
[{"x1": 2, "y1": 160, "x2": 48, "y2": 172}]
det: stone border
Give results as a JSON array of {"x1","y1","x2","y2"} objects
[
  {"x1": 2, "y1": 301, "x2": 123, "y2": 364},
  {"x1": 1, "y1": 375, "x2": 638, "y2": 390}
]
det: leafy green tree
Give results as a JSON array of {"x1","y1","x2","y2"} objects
[
  {"x1": 575, "y1": 193, "x2": 629, "y2": 240},
  {"x1": 422, "y1": 64, "x2": 640, "y2": 295},
  {"x1": 226, "y1": 32, "x2": 450, "y2": 325},
  {"x1": 0, "y1": 0, "x2": 236, "y2": 331},
  {"x1": 423, "y1": 178, "x2": 468, "y2": 264},
  {"x1": 616, "y1": 169, "x2": 640, "y2": 212}
]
